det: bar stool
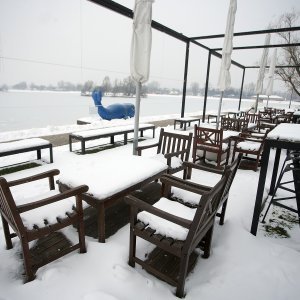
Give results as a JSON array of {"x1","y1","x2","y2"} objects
[{"x1": 261, "y1": 151, "x2": 300, "y2": 223}]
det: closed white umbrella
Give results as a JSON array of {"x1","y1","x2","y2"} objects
[
  {"x1": 265, "y1": 48, "x2": 277, "y2": 108},
  {"x1": 216, "y1": 0, "x2": 237, "y2": 129},
  {"x1": 254, "y1": 33, "x2": 270, "y2": 112},
  {"x1": 130, "y1": 0, "x2": 153, "y2": 155}
]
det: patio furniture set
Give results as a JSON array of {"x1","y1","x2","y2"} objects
[{"x1": 0, "y1": 110, "x2": 298, "y2": 297}]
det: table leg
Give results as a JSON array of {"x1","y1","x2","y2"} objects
[
  {"x1": 293, "y1": 167, "x2": 300, "y2": 224},
  {"x1": 97, "y1": 203, "x2": 105, "y2": 243},
  {"x1": 251, "y1": 143, "x2": 271, "y2": 235},
  {"x1": 269, "y1": 148, "x2": 281, "y2": 196}
]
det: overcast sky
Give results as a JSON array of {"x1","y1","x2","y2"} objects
[{"x1": 0, "y1": 0, "x2": 299, "y2": 92}]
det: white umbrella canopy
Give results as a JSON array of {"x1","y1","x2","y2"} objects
[
  {"x1": 266, "y1": 48, "x2": 277, "y2": 107},
  {"x1": 254, "y1": 33, "x2": 271, "y2": 112},
  {"x1": 130, "y1": 0, "x2": 154, "y2": 155},
  {"x1": 266, "y1": 48, "x2": 277, "y2": 96},
  {"x1": 216, "y1": 0, "x2": 237, "y2": 128}
]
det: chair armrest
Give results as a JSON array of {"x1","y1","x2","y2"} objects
[
  {"x1": 136, "y1": 142, "x2": 160, "y2": 155},
  {"x1": 7, "y1": 169, "x2": 60, "y2": 187},
  {"x1": 164, "y1": 149, "x2": 188, "y2": 159},
  {"x1": 125, "y1": 194, "x2": 191, "y2": 229},
  {"x1": 17, "y1": 185, "x2": 89, "y2": 213},
  {"x1": 182, "y1": 161, "x2": 223, "y2": 175},
  {"x1": 160, "y1": 174, "x2": 211, "y2": 194}
]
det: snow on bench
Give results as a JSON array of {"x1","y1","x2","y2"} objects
[
  {"x1": 0, "y1": 138, "x2": 53, "y2": 163},
  {"x1": 69, "y1": 124, "x2": 156, "y2": 154}
]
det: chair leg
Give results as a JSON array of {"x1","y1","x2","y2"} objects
[
  {"x1": 21, "y1": 239, "x2": 36, "y2": 282},
  {"x1": 78, "y1": 218, "x2": 86, "y2": 253},
  {"x1": 254, "y1": 155, "x2": 260, "y2": 172},
  {"x1": 219, "y1": 200, "x2": 228, "y2": 226},
  {"x1": 176, "y1": 253, "x2": 189, "y2": 298},
  {"x1": 1, "y1": 215, "x2": 13, "y2": 250},
  {"x1": 128, "y1": 226, "x2": 136, "y2": 267},
  {"x1": 202, "y1": 224, "x2": 215, "y2": 259}
]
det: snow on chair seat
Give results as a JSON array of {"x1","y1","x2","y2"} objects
[{"x1": 0, "y1": 169, "x2": 88, "y2": 282}]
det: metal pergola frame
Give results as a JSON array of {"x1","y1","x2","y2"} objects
[{"x1": 88, "y1": 0, "x2": 300, "y2": 121}]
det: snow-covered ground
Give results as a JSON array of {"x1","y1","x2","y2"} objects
[{"x1": 0, "y1": 124, "x2": 300, "y2": 300}]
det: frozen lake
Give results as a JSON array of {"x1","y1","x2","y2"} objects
[{"x1": 0, "y1": 90, "x2": 291, "y2": 132}]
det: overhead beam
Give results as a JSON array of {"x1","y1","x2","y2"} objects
[
  {"x1": 87, "y1": 0, "x2": 189, "y2": 42},
  {"x1": 191, "y1": 40, "x2": 244, "y2": 69},
  {"x1": 190, "y1": 26, "x2": 300, "y2": 40},
  {"x1": 246, "y1": 65, "x2": 300, "y2": 69},
  {"x1": 213, "y1": 42, "x2": 300, "y2": 51}
]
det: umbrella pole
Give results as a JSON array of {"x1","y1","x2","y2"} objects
[
  {"x1": 216, "y1": 91, "x2": 224, "y2": 129},
  {"x1": 266, "y1": 96, "x2": 269, "y2": 108},
  {"x1": 133, "y1": 81, "x2": 141, "y2": 155},
  {"x1": 254, "y1": 94, "x2": 259, "y2": 113},
  {"x1": 289, "y1": 90, "x2": 293, "y2": 109}
]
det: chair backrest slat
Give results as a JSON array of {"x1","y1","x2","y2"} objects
[
  {"x1": 159, "y1": 129, "x2": 192, "y2": 162},
  {"x1": 184, "y1": 170, "x2": 230, "y2": 249}
]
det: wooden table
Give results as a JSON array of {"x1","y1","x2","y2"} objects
[
  {"x1": 57, "y1": 155, "x2": 167, "y2": 242},
  {"x1": 207, "y1": 114, "x2": 226, "y2": 123},
  {"x1": 174, "y1": 117, "x2": 200, "y2": 131},
  {"x1": 250, "y1": 124, "x2": 300, "y2": 235}
]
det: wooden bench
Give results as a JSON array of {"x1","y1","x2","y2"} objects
[
  {"x1": 69, "y1": 124, "x2": 155, "y2": 154},
  {"x1": 0, "y1": 138, "x2": 53, "y2": 164},
  {"x1": 174, "y1": 117, "x2": 200, "y2": 131}
]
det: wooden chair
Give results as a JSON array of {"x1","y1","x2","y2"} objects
[
  {"x1": 173, "y1": 153, "x2": 242, "y2": 225},
  {"x1": 257, "y1": 111, "x2": 277, "y2": 132},
  {"x1": 192, "y1": 125, "x2": 230, "y2": 168},
  {"x1": 231, "y1": 132, "x2": 266, "y2": 171},
  {"x1": 137, "y1": 128, "x2": 193, "y2": 174},
  {"x1": 125, "y1": 168, "x2": 231, "y2": 298},
  {"x1": 0, "y1": 169, "x2": 89, "y2": 282},
  {"x1": 221, "y1": 117, "x2": 248, "y2": 132},
  {"x1": 244, "y1": 112, "x2": 259, "y2": 131}
]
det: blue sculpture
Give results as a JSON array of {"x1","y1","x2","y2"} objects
[{"x1": 92, "y1": 89, "x2": 135, "y2": 121}]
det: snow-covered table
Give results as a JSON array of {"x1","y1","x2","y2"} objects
[
  {"x1": 57, "y1": 155, "x2": 167, "y2": 242},
  {"x1": 0, "y1": 138, "x2": 53, "y2": 164},
  {"x1": 251, "y1": 124, "x2": 300, "y2": 235},
  {"x1": 173, "y1": 117, "x2": 200, "y2": 131}
]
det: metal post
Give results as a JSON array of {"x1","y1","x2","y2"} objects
[
  {"x1": 238, "y1": 68, "x2": 245, "y2": 111},
  {"x1": 216, "y1": 91, "x2": 224, "y2": 129},
  {"x1": 254, "y1": 94, "x2": 259, "y2": 112},
  {"x1": 202, "y1": 50, "x2": 211, "y2": 122},
  {"x1": 133, "y1": 81, "x2": 141, "y2": 155},
  {"x1": 181, "y1": 41, "x2": 190, "y2": 118}
]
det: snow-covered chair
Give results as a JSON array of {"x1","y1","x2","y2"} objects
[
  {"x1": 0, "y1": 169, "x2": 88, "y2": 282},
  {"x1": 136, "y1": 128, "x2": 193, "y2": 174},
  {"x1": 125, "y1": 168, "x2": 231, "y2": 298},
  {"x1": 192, "y1": 125, "x2": 230, "y2": 168},
  {"x1": 231, "y1": 132, "x2": 266, "y2": 171}
]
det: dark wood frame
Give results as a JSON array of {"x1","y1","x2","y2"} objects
[
  {"x1": 69, "y1": 124, "x2": 155, "y2": 154},
  {"x1": 0, "y1": 169, "x2": 88, "y2": 282},
  {"x1": 125, "y1": 169, "x2": 231, "y2": 298}
]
